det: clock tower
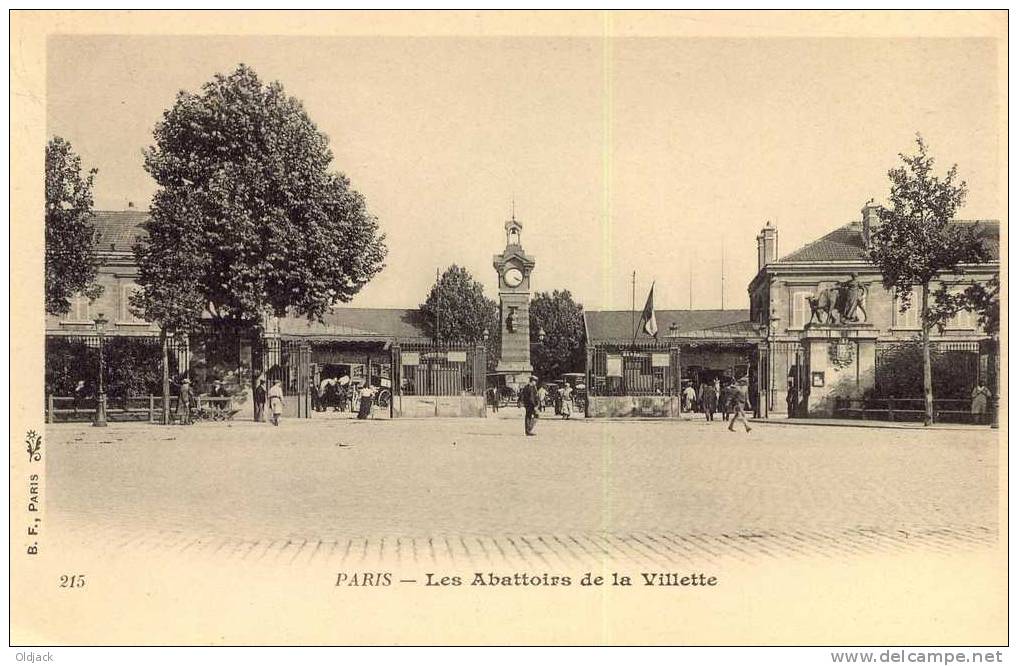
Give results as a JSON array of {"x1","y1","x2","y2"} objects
[{"x1": 492, "y1": 215, "x2": 536, "y2": 379}]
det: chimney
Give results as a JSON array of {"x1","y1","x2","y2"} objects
[
  {"x1": 756, "y1": 220, "x2": 778, "y2": 271},
  {"x1": 861, "y1": 198, "x2": 881, "y2": 247}
]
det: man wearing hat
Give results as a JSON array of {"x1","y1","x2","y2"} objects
[
  {"x1": 177, "y1": 378, "x2": 193, "y2": 425},
  {"x1": 253, "y1": 378, "x2": 267, "y2": 422},
  {"x1": 728, "y1": 377, "x2": 752, "y2": 433},
  {"x1": 520, "y1": 376, "x2": 540, "y2": 436}
]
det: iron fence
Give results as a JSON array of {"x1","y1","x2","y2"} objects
[
  {"x1": 396, "y1": 342, "x2": 486, "y2": 396},
  {"x1": 588, "y1": 343, "x2": 681, "y2": 396}
]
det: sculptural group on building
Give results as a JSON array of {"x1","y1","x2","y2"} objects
[{"x1": 806, "y1": 274, "x2": 868, "y2": 326}]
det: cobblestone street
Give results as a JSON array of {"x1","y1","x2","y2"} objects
[{"x1": 44, "y1": 413, "x2": 999, "y2": 568}]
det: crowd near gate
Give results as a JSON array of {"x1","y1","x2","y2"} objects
[{"x1": 584, "y1": 337, "x2": 765, "y2": 418}]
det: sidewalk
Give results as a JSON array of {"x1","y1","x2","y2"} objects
[{"x1": 750, "y1": 416, "x2": 995, "y2": 431}]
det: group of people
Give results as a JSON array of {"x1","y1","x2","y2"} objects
[
  {"x1": 516, "y1": 376, "x2": 580, "y2": 436},
  {"x1": 313, "y1": 376, "x2": 353, "y2": 413},
  {"x1": 251, "y1": 378, "x2": 286, "y2": 425},
  {"x1": 681, "y1": 376, "x2": 753, "y2": 433},
  {"x1": 172, "y1": 377, "x2": 285, "y2": 426}
]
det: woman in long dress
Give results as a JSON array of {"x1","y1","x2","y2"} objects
[
  {"x1": 560, "y1": 383, "x2": 573, "y2": 419},
  {"x1": 267, "y1": 380, "x2": 285, "y2": 426},
  {"x1": 357, "y1": 383, "x2": 375, "y2": 420}
]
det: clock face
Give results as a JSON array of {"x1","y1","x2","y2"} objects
[{"x1": 503, "y1": 267, "x2": 524, "y2": 288}]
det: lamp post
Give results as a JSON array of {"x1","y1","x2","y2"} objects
[
  {"x1": 991, "y1": 331, "x2": 999, "y2": 429},
  {"x1": 530, "y1": 327, "x2": 546, "y2": 376},
  {"x1": 764, "y1": 313, "x2": 782, "y2": 419},
  {"x1": 92, "y1": 313, "x2": 109, "y2": 427}
]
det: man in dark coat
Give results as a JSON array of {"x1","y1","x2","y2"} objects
[
  {"x1": 719, "y1": 380, "x2": 732, "y2": 421},
  {"x1": 253, "y1": 378, "x2": 267, "y2": 422},
  {"x1": 785, "y1": 378, "x2": 798, "y2": 418},
  {"x1": 520, "y1": 376, "x2": 540, "y2": 436},
  {"x1": 701, "y1": 381, "x2": 718, "y2": 421}
]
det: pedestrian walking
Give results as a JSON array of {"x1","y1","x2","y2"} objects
[
  {"x1": 971, "y1": 381, "x2": 991, "y2": 424},
  {"x1": 537, "y1": 384, "x2": 548, "y2": 412},
  {"x1": 728, "y1": 377, "x2": 752, "y2": 433},
  {"x1": 487, "y1": 386, "x2": 500, "y2": 413},
  {"x1": 356, "y1": 383, "x2": 375, "y2": 420},
  {"x1": 177, "y1": 378, "x2": 193, "y2": 425},
  {"x1": 551, "y1": 383, "x2": 562, "y2": 416},
  {"x1": 560, "y1": 383, "x2": 573, "y2": 419},
  {"x1": 701, "y1": 381, "x2": 718, "y2": 421},
  {"x1": 520, "y1": 376, "x2": 540, "y2": 436},
  {"x1": 253, "y1": 378, "x2": 266, "y2": 422},
  {"x1": 267, "y1": 379, "x2": 285, "y2": 426}
]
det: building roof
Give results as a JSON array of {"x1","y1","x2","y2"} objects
[
  {"x1": 666, "y1": 319, "x2": 763, "y2": 340},
  {"x1": 777, "y1": 219, "x2": 1000, "y2": 264},
  {"x1": 278, "y1": 308, "x2": 429, "y2": 341},
  {"x1": 91, "y1": 210, "x2": 149, "y2": 252},
  {"x1": 584, "y1": 309, "x2": 752, "y2": 342}
]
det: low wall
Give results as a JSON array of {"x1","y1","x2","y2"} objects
[
  {"x1": 587, "y1": 395, "x2": 683, "y2": 418},
  {"x1": 393, "y1": 395, "x2": 487, "y2": 418}
]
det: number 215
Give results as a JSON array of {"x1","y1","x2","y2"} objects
[{"x1": 59, "y1": 574, "x2": 86, "y2": 588}]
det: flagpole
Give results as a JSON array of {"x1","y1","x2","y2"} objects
[
  {"x1": 721, "y1": 241, "x2": 725, "y2": 311},
  {"x1": 631, "y1": 270, "x2": 636, "y2": 344}
]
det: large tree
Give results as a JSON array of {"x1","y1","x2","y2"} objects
[
  {"x1": 868, "y1": 134, "x2": 988, "y2": 425},
  {"x1": 417, "y1": 265, "x2": 497, "y2": 344},
  {"x1": 529, "y1": 289, "x2": 585, "y2": 380},
  {"x1": 134, "y1": 64, "x2": 387, "y2": 334},
  {"x1": 45, "y1": 137, "x2": 102, "y2": 316}
]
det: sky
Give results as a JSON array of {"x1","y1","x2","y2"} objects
[{"x1": 47, "y1": 34, "x2": 1001, "y2": 312}]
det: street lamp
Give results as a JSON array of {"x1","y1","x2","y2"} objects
[
  {"x1": 537, "y1": 327, "x2": 546, "y2": 344},
  {"x1": 92, "y1": 313, "x2": 109, "y2": 427}
]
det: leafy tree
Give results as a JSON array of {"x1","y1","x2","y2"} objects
[
  {"x1": 134, "y1": 64, "x2": 386, "y2": 422},
  {"x1": 45, "y1": 137, "x2": 102, "y2": 316},
  {"x1": 134, "y1": 63, "x2": 387, "y2": 334},
  {"x1": 872, "y1": 341, "x2": 978, "y2": 402},
  {"x1": 529, "y1": 290, "x2": 585, "y2": 380},
  {"x1": 961, "y1": 273, "x2": 999, "y2": 335},
  {"x1": 868, "y1": 134, "x2": 988, "y2": 425},
  {"x1": 417, "y1": 265, "x2": 497, "y2": 344},
  {"x1": 45, "y1": 337, "x2": 177, "y2": 399}
]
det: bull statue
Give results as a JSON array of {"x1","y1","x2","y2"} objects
[{"x1": 807, "y1": 274, "x2": 867, "y2": 326}]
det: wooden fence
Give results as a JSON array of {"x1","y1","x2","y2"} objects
[
  {"x1": 832, "y1": 397, "x2": 994, "y2": 425},
  {"x1": 46, "y1": 395, "x2": 239, "y2": 424}
]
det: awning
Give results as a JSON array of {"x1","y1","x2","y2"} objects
[{"x1": 278, "y1": 334, "x2": 393, "y2": 349}]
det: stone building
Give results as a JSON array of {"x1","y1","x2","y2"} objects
[{"x1": 748, "y1": 201, "x2": 1000, "y2": 417}]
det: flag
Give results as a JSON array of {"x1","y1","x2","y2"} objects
[{"x1": 640, "y1": 283, "x2": 658, "y2": 337}]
